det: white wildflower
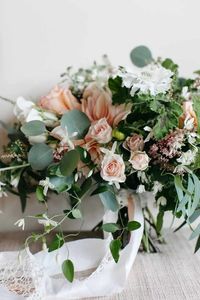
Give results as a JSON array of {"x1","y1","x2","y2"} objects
[
  {"x1": 38, "y1": 214, "x2": 58, "y2": 227},
  {"x1": 136, "y1": 184, "x2": 146, "y2": 194},
  {"x1": 14, "y1": 218, "x2": 25, "y2": 230},
  {"x1": 157, "y1": 196, "x2": 167, "y2": 206},
  {"x1": 184, "y1": 116, "x2": 195, "y2": 130},
  {"x1": 152, "y1": 181, "x2": 163, "y2": 195},
  {"x1": 50, "y1": 126, "x2": 75, "y2": 149},
  {"x1": 177, "y1": 149, "x2": 197, "y2": 166},
  {"x1": 39, "y1": 177, "x2": 55, "y2": 196},
  {"x1": 0, "y1": 181, "x2": 7, "y2": 198},
  {"x1": 137, "y1": 171, "x2": 149, "y2": 183},
  {"x1": 118, "y1": 64, "x2": 173, "y2": 96},
  {"x1": 182, "y1": 86, "x2": 191, "y2": 101}
]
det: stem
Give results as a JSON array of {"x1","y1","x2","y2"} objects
[
  {"x1": 0, "y1": 163, "x2": 30, "y2": 172},
  {"x1": 0, "y1": 96, "x2": 15, "y2": 105}
]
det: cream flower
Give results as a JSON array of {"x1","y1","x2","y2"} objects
[
  {"x1": 39, "y1": 177, "x2": 55, "y2": 196},
  {"x1": 129, "y1": 151, "x2": 150, "y2": 171},
  {"x1": 86, "y1": 118, "x2": 112, "y2": 144},
  {"x1": 14, "y1": 218, "x2": 25, "y2": 230},
  {"x1": 118, "y1": 64, "x2": 173, "y2": 96},
  {"x1": 38, "y1": 214, "x2": 58, "y2": 227},
  {"x1": 100, "y1": 142, "x2": 126, "y2": 185}
]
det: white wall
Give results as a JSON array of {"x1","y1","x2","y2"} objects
[{"x1": 0, "y1": 0, "x2": 200, "y2": 230}]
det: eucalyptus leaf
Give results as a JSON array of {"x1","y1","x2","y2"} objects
[
  {"x1": 28, "y1": 143, "x2": 54, "y2": 170},
  {"x1": 21, "y1": 120, "x2": 46, "y2": 136},
  {"x1": 99, "y1": 190, "x2": 119, "y2": 212},
  {"x1": 50, "y1": 175, "x2": 73, "y2": 193},
  {"x1": 130, "y1": 45, "x2": 153, "y2": 67},
  {"x1": 62, "y1": 259, "x2": 74, "y2": 282},
  {"x1": 59, "y1": 150, "x2": 79, "y2": 176},
  {"x1": 61, "y1": 109, "x2": 90, "y2": 139}
]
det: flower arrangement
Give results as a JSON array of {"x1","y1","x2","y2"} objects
[{"x1": 1, "y1": 45, "x2": 200, "y2": 282}]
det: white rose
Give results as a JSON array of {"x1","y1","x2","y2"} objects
[
  {"x1": 26, "y1": 108, "x2": 58, "y2": 127},
  {"x1": 14, "y1": 97, "x2": 35, "y2": 123},
  {"x1": 101, "y1": 153, "x2": 126, "y2": 183},
  {"x1": 87, "y1": 118, "x2": 112, "y2": 144},
  {"x1": 129, "y1": 151, "x2": 150, "y2": 171}
]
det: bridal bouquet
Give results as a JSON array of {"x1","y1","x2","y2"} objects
[{"x1": 1, "y1": 46, "x2": 200, "y2": 283}]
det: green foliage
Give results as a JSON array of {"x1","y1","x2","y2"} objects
[
  {"x1": 49, "y1": 175, "x2": 73, "y2": 193},
  {"x1": 127, "y1": 220, "x2": 141, "y2": 231},
  {"x1": 61, "y1": 109, "x2": 90, "y2": 139},
  {"x1": 195, "y1": 235, "x2": 200, "y2": 253},
  {"x1": 156, "y1": 211, "x2": 164, "y2": 233},
  {"x1": 36, "y1": 186, "x2": 45, "y2": 202},
  {"x1": 59, "y1": 150, "x2": 79, "y2": 176},
  {"x1": 18, "y1": 176, "x2": 28, "y2": 212},
  {"x1": 62, "y1": 259, "x2": 74, "y2": 283},
  {"x1": 28, "y1": 143, "x2": 53, "y2": 170},
  {"x1": 99, "y1": 189, "x2": 119, "y2": 212},
  {"x1": 110, "y1": 239, "x2": 122, "y2": 263},
  {"x1": 162, "y1": 58, "x2": 178, "y2": 72},
  {"x1": 108, "y1": 76, "x2": 133, "y2": 104},
  {"x1": 102, "y1": 223, "x2": 120, "y2": 233},
  {"x1": 71, "y1": 208, "x2": 82, "y2": 219},
  {"x1": 192, "y1": 94, "x2": 200, "y2": 134},
  {"x1": 91, "y1": 185, "x2": 111, "y2": 196},
  {"x1": 48, "y1": 234, "x2": 64, "y2": 252},
  {"x1": 130, "y1": 45, "x2": 153, "y2": 67},
  {"x1": 21, "y1": 120, "x2": 46, "y2": 136}
]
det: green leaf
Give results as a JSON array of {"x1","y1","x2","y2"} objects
[
  {"x1": 102, "y1": 223, "x2": 120, "y2": 233},
  {"x1": 36, "y1": 186, "x2": 45, "y2": 202},
  {"x1": 28, "y1": 143, "x2": 53, "y2": 170},
  {"x1": 156, "y1": 211, "x2": 164, "y2": 233},
  {"x1": 59, "y1": 150, "x2": 79, "y2": 176},
  {"x1": 71, "y1": 208, "x2": 82, "y2": 219},
  {"x1": 79, "y1": 177, "x2": 92, "y2": 198},
  {"x1": 162, "y1": 58, "x2": 178, "y2": 72},
  {"x1": 61, "y1": 109, "x2": 90, "y2": 139},
  {"x1": 21, "y1": 120, "x2": 46, "y2": 136},
  {"x1": 18, "y1": 177, "x2": 28, "y2": 212},
  {"x1": 110, "y1": 239, "x2": 122, "y2": 263},
  {"x1": 62, "y1": 259, "x2": 74, "y2": 283},
  {"x1": 192, "y1": 95, "x2": 200, "y2": 133},
  {"x1": 194, "y1": 235, "x2": 200, "y2": 253},
  {"x1": 127, "y1": 220, "x2": 141, "y2": 231},
  {"x1": 49, "y1": 175, "x2": 73, "y2": 193},
  {"x1": 48, "y1": 234, "x2": 64, "y2": 252},
  {"x1": 76, "y1": 146, "x2": 91, "y2": 164},
  {"x1": 130, "y1": 45, "x2": 153, "y2": 67},
  {"x1": 99, "y1": 190, "x2": 119, "y2": 212},
  {"x1": 91, "y1": 185, "x2": 110, "y2": 196},
  {"x1": 189, "y1": 223, "x2": 200, "y2": 240}
]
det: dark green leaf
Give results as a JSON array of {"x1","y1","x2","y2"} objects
[
  {"x1": 127, "y1": 220, "x2": 141, "y2": 231},
  {"x1": 194, "y1": 235, "x2": 200, "y2": 253},
  {"x1": 61, "y1": 109, "x2": 90, "y2": 139},
  {"x1": 102, "y1": 223, "x2": 120, "y2": 233},
  {"x1": 18, "y1": 177, "x2": 28, "y2": 212},
  {"x1": 48, "y1": 234, "x2": 64, "y2": 252},
  {"x1": 162, "y1": 58, "x2": 178, "y2": 72},
  {"x1": 156, "y1": 211, "x2": 164, "y2": 233},
  {"x1": 28, "y1": 143, "x2": 53, "y2": 170},
  {"x1": 91, "y1": 185, "x2": 110, "y2": 196},
  {"x1": 21, "y1": 120, "x2": 46, "y2": 136},
  {"x1": 59, "y1": 150, "x2": 79, "y2": 176},
  {"x1": 62, "y1": 259, "x2": 74, "y2": 282},
  {"x1": 130, "y1": 45, "x2": 153, "y2": 67},
  {"x1": 110, "y1": 239, "x2": 122, "y2": 263}
]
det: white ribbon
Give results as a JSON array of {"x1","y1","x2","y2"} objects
[{"x1": 0, "y1": 194, "x2": 144, "y2": 299}]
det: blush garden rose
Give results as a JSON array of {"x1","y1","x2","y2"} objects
[
  {"x1": 86, "y1": 118, "x2": 112, "y2": 144},
  {"x1": 129, "y1": 151, "x2": 150, "y2": 171}
]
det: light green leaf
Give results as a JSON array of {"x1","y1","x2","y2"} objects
[
  {"x1": 162, "y1": 58, "x2": 178, "y2": 72},
  {"x1": 189, "y1": 223, "x2": 200, "y2": 240},
  {"x1": 49, "y1": 175, "x2": 73, "y2": 193},
  {"x1": 61, "y1": 109, "x2": 90, "y2": 139},
  {"x1": 59, "y1": 150, "x2": 79, "y2": 176},
  {"x1": 36, "y1": 186, "x2": 45, "y2": 202},
  {"x1": 110, "y1": 239, "x2": 122, "y2": 263},
  {"x1": 62, "y1": 259, "x2": 74, "y2": 283},
  {"x1": 130, "y1": 45, "x2": 153, "y2": 67},
  {"x1": 99, "y1": 190, "x2": 119, "y2": 212},
  {"x1": 102, "y1": 223, "x2": 120, "y2": 233},
  {"x1": 193, "y1": 95, "x2": 200, "y2": 134},
  {"x1": 127, "y1": 220, "x2": 141, "y2": 231},
  {"x1": 21, "y1": 120, "x2": 46, "y2": 136},
  {"x1": 72, "y1": 208, "x2": 82, "y2": 219},
  {"x1": 28, "y1": 143, "x2": 53, "y2": 170}
]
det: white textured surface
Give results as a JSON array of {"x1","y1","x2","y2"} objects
[{"x1": 0, "y1": 228, "x2": 200, "y2": 300}]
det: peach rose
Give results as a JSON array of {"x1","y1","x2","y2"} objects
[
  {"x1": 179, "y1": 101, "x2": 198, "y2": 129},
  {"x1": 81, "y1": 83, "x2": 131, "y2": 127},
  {"x1": 38, "y1": 85, "x2": 80, "y2": 115},
  {"x1": 123, "y1": 134, "x2": 144, "y2": 152},
  {"x1": 101, "y1": 153, "x2": 126, "y2": 183},
  {"x1": 129, "y1": 151, "x2": 150, "y2": 171},
  {"x1": 86, "y1": 118, "x2": 112, "y2": 144}
]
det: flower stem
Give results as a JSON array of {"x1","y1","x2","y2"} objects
[{"x1": 0, "y1": 163, "x2": 30, "y2": 172}]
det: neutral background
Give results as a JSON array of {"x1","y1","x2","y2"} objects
[{"x1": 0, "y1": 0, "x2": 200, "y2": 231}]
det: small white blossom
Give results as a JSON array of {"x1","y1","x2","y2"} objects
[
  {"x1": 182, "y1": 86, "x2": 191, "y2": 101},
  {"x1": 136, "y1": 184, "x2": 146, "y2": 194},
  {"x1": 152, "y1": 181, "x2": 163, "y2": 195},
  {"x1": 39, "y1": 177, "x2": 55, "y2": 196},
  {"x1": 0, "y1": 181, "x2": 7, "y2": 198},
  {"x1": 157, "y1": 196, "x2": 167, "y2": 206},
  {"x1": 14, "y1": 218, "x2": 25, "y2": 230},
  {"x1": 184, "y1": 116, "x2": 195, "y2": 130},
  {"x1": 137, "y1": 171, "x2": 149, "y2": 183},
  {"x1": 50, "y1": 126, "x2": 75, "y2": 149},
  {"x1": 38, "y1": 214, "x2": 58, "y2": 227},
  {"x1": 177, "y1": 149, "x2": 197, "y2": 166}
]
